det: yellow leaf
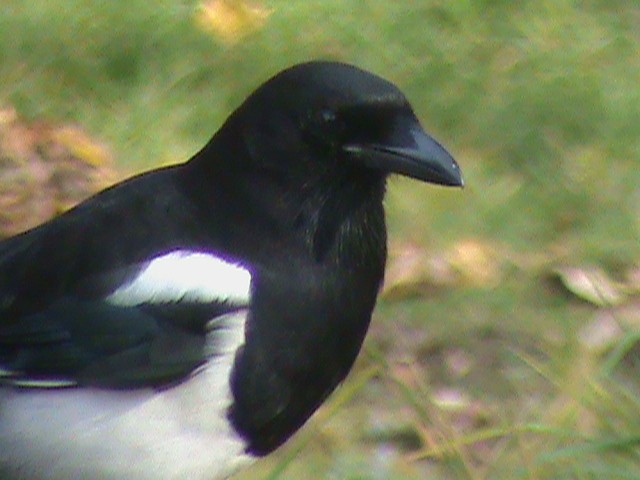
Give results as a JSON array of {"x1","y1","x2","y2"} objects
[
  {"x1": 195, "y1": 0, "x2": 271, "y2": 45},
  {"x1": 447, "y1": 240, "x2": 501, "y2": 287},
  {"x1": 52, "y1": 126, "x2": 111, "y2": 167}
]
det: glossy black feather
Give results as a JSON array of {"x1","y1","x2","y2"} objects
[
  {"x1": 0, "y1": 169, "x2": 247, "y2": 387},
  {"x1": 0, "y1": 61, "x2": 462, "y2": 460}
]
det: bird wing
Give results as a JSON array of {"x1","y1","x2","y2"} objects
[
  {"x1": 0, "y1": 248, "x2": 251, "y2": 389},
  {"x1": 0, "y1": 173, "x2": 251, "y2": 389}
]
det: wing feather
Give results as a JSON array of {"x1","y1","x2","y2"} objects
[{"x1": 0, "y1": 251, "x2": 251, "y2": 389}]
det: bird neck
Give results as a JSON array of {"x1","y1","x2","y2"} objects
[
  {"x1": 183, "y1": 124, "x2": 390, "y2": 455},
  {"x1": 182, "y1": 126, "x2": 389, "y2": 277}
]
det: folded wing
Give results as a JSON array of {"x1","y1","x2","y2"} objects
[{"x1": 0, "y1": 248, "x2": 251, "y2": 389}]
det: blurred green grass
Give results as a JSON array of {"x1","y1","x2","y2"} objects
[{"x1": 1, "y1": 1, "x2": 639, "y2": 478}]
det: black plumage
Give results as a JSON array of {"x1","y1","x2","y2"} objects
[{"x1": 0, "y1": 61, "x2": 462, "y2": 479}]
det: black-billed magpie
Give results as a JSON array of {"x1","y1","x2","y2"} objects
[{"x1": 0, "y1": 61, "x2": 463, "y2": 480}]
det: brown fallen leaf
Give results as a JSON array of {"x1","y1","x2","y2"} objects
[
  {"x1": 553, "y1": 265, "x2": 626, "y2": 307},
  {"x1": 382, "y1": 242, "x2": 457, "y2": 300},
  {"x1": 625, "y1": 265, "x2": 640, "y2": 295},
  {"x1": 383, "y1": 239, "x2": 503, "y2": 300},
  {"x1": 431, "y1": 387, "x2": 471, "y2": 412},
  {"x1": 444, "y1": 348, "x2": 473, "y2": 379},
  {"x1": 0, "y1": 105, "x2": 116, "y2": 237},
  {"x1": 578, "y1": 313, "x2": 624, "y2": 352}
]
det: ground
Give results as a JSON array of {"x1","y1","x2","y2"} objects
[{"x1": 1, "y1": 1, "x2": 639, "y2": 478}]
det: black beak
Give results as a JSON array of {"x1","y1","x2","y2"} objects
[{"x1": 344, "y1": 119, "x2": 464, "y2": 187}]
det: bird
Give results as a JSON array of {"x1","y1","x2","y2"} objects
[{"x1": 0, "y1": 61, "x2": 463, "y2": 480}]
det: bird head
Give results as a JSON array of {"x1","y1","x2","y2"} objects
[{"x1": 224, "y1": 61, "x2": 463, "y2": 189}]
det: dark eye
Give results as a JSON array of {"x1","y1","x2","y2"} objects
[
  {"x1": 305, "y1": 108, "x2": 344, "y2": 147},
  {"x1": 320, "y1": 109, "x2": 336, "y2": 123}
]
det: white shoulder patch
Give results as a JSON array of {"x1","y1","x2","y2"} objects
[{"x1": 106, "y1": 251, "x2": 251, "y2": 306}]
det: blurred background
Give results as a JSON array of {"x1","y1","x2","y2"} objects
[{"x1": 1, "y1": 1, "x2": 639, "y2": 478}]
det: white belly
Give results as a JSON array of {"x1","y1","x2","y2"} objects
[{"x1": 0, "y1": 312, "x2": 252, "y2": 480}]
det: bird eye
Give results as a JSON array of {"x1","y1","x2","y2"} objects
[
  {"x1": 304, "y1": 108, "x2": 344, "y2": 147},
  {"x1": 320, "y1": 109, "x2": 336, "y2": 123}
]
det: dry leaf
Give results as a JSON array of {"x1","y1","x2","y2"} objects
[
  {"x1": 554, "y1": 266, "x2": 626, "y2": 307},
  {"x1": 382, "y1": 242, "x2": 457, "y2": 300},
  {"x1": 52, "y1": 126, "x2": 111, "y2": 167},
  {"x1": 0, "y1": 106, "x2": 116, "y2": 237},
  {"x1": 444, "y1": 348, "x2": 473, "y2": 378},
  {"x1": 195, "y1": 0, "x2": 271, "y2": 44},
  {"x1": 578, "y1": 313, "x2": 623, "y2": 352},
  {"x1": 383, "y1": 239, "x2": 503, "y2": 299},
  {"x1": 431, "y1": 387, "x2": 470, "y2": 411},
  {"x1": 447, "y1": 239, "x2": 501, "y2": 287},
  {"x1": 625, "y1": 265, "x2": 640, "y2": 295}
]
